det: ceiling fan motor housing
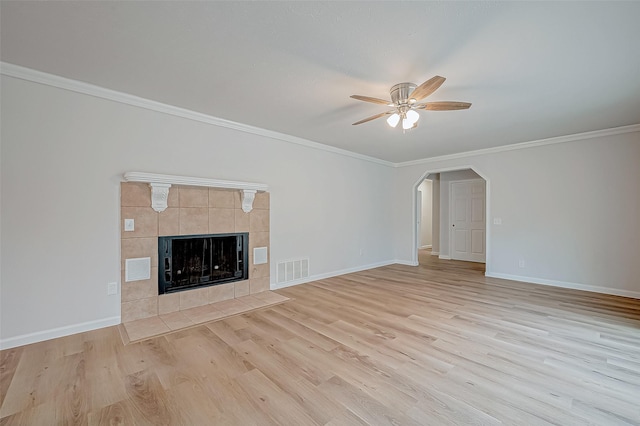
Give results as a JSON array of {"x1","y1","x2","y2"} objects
[{"x1": 390, "y1": 83, "x2": 417, "y2": 106}]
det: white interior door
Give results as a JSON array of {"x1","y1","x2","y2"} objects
[{"x1": 450, "y1": 179, "x2": 486, "y2": 263}]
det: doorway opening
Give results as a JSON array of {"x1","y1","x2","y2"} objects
[{"x1": 412, "y1": 167, "x2": 490, "y2": 275}]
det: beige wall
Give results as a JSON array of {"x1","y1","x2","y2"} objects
[{"x1": 120, "y1": 182, "x2": 270, "y2": 323}]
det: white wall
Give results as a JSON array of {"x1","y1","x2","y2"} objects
[
  {"x1": 394, "y1": 130, "x2": 640, "y2": 298},
  {"x1": 418, "y1": 180, "x2": 432, "y2": 247},
  {"x1": 0, "y1": 75, "x2": 395, "y2": 347}
]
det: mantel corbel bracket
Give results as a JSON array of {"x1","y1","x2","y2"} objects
[
  {"x1": 241, "y1": 190, "x2": 257, "y2": 213},
  {"x1": 149, "y1": 183, "x2": 171, "y2": 213},
  {"x1": 123, "y1": 172, "x2": 268, "y2": 213}
]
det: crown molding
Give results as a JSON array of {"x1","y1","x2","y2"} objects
[
  {"x1": 3, "y1": 62, "x2": 637, "y2": 170},
  {"x1": 0, "y1": 62, "x2": 394, "y2": 168},
  {"x1": 395, "y1": 123, "x2": 640, "y2": 168}
]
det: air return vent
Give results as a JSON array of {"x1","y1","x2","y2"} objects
[
  {"x1": 277, "y1": 258, "x2": 309, "y2": 285},
  {"x1": 125, "y1": 257, "x2": 151, "y2": 282}
]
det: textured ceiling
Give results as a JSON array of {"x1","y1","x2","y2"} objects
[{"x1": 2, "y1": 1, "x2": 639, "y2": 163}]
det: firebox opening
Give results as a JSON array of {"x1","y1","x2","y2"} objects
[{"x1": 158, "y1": 233, "x2": 248, "y2": 295}]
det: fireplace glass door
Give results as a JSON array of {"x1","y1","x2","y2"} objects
[{"x1": 158, "y1": 233, "x2": 248, "y2": 294}]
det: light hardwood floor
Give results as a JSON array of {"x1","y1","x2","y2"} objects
[{"x1": 2, "y1": 251, "x2": 639, "y2": 425}]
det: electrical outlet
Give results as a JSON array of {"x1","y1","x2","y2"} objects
[
  {"x1": 493, "y1": 217, "x2": 502, "y2": 225},
  {"x1": 518, "y1": 260, "x2": 525, "y2": 268},
  {"x1": 107, "y1": 282, "x2": 118, "y2": 295}
]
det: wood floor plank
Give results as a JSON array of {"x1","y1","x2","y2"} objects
[
  {"x1": 234, "y1": 368, "x2": 320, "y2": 425},
  {"x1": 232, "y1": 339, "x2": 344, "y2": 424},
  {"x1": 0, "y1": 348, "x2": 22, "y2": 409},
  {"x1": 2, "y1": 250, "x2": 639, "y2": 424},
  {"x1": 123, "y1": 369, "x2": 179, "y2": 425},
  {"x1": 317, "y1": 374, "x2": 421, "y2": 426},
  {"x1": 87, "y1": 399, "x2": 138, "y2": 426}
]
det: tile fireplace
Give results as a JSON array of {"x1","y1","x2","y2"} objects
[{"x1": 120, "y1": 179, "x2": 270, "y2": 323}]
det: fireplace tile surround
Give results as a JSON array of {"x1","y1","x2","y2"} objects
[{"x1": 120, "y1": 182, "x2": 270, "y2": 323}]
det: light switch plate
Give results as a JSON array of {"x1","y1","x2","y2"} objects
[
  {"x1": 107, "y1": 282, "x2": 118, "y2": 295},
  {"x1": 124, "y1": 218, "x2": 135, "y2": 231}
]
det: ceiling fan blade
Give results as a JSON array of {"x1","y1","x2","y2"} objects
[
  {"x1": 352, "y1": 111, "x2": 392, "y2": 125},
  {"x1": 410, "y1": 76, "x2": 446, "y2": 101},
  {"x1": 350, "y1": 95, "x2": 392, "y2": 105},
  {"x1": 415, "y1": 101, "x2": 472, "y2": 111}
]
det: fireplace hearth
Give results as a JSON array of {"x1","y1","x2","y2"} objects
[{"x1": 158, "y1": 233, "x2": 248, "y2": 294}]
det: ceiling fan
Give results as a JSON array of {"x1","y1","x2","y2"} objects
[{"x1": 350, "y1": 76, "x2": 471, "y2": 130}]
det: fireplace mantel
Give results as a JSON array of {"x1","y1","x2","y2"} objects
[{"x1": 123, "y1": 172, "x2": 268, "y2": 213}]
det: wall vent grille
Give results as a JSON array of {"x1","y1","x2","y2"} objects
[
  {"x1": 125, "y1": 257, "x2": 151, "y2": 282},
  {"x1": 277, "y1": 258, "x2": 309, "y2": 284}
]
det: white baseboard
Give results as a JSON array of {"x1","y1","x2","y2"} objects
[
  {"x1": 271, "y1": 260, "x2": 397, "y2": 290},
  {"x1": 438, "y1": 255, "x2": 451, "y2": 260},
  {"x1": 419, "y1": 245, "x2": 432, "y2": 249},
  {"x1": 0, "y1": 316, "x2": 121, "y2": 350},
  {"x1": 394, "y1": 259, "x2": 419, "y2": 266},
  {"x1": 431, "y1": 251, "x2": 440, "y2": 256},
  {"x1": 485, "y1": 272, "x2": 640, "y2": 300}
]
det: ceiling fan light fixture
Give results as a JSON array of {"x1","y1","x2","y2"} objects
[
  {"x1": 406, "y1": 109, "x2": 419, "y2": 124},
  {"x1": 387, "y1": 113, "x2": 400, "y2": 128},
  {"x1": 402, "y1": 109, "x2": 420, "y2": 129}
]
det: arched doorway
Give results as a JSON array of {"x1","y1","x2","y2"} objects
[{"x1": 411, "y1": 166, "x2": 491, "y2": 274}]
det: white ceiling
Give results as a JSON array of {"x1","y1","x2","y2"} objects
[{"x1": 2, "y1": 1, "x2": 639, "y2": 163}]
